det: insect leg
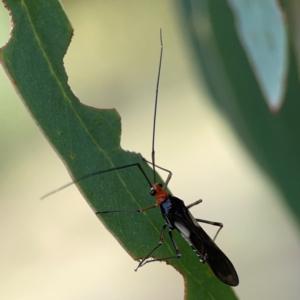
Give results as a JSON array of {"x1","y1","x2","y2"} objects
[
  {"x1": 135, "y1": 223, "x2": 167, "y2": 271},
  {"x1": 142, "y1": 157, "x2": 173, "y2": 189},
  {"x1": 186, "y1": 199, "x2": 202, "y2": 209},
  {"x1": 186, "y1": 199, "x2": 223, "y2": 241},
  {"x1": 96, "y1": 204, "x2": 157, "y2": 214},
  {"x1": 135, "y1": 225, "x2": 181, "y2": 270},
  {"x1": 195, "y1": 218, "x2": 223, "y2": 241}
]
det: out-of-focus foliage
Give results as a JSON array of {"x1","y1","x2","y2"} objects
[{"x1": 178, "y1": 0, "x2": 300, "y2": 225}]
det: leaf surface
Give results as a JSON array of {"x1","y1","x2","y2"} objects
[{"x1": 0, "y1": 1, "x2": 239, "y2": 299}]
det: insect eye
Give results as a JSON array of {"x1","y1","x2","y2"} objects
[
  {"x1": 158, "y1": 183, "x2": 162, "y2": 187},
  {"x1": 150, "y1": 188, "x2": 156, "y2": 196}
]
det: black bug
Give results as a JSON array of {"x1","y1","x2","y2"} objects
[{"x1": 42, "y1": 30, "x2": 239, "y2": 287}]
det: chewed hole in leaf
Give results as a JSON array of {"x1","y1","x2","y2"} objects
[{"x1": 0, "y1": 4, "x2": 12, "y2": 49}]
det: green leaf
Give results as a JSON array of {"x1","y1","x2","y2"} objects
[{"x1": 0, "y1": 1, "x2": 238, "y2": 299}]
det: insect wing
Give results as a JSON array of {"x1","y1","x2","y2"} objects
[
  {"x1": 196, "y1": 232, "x2": 239, "y2": 286},
  {"x1": 170, "y1": 206, "x2": 239, "y2": 286}
]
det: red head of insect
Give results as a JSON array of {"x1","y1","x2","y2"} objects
[{"x1": 150, "y1": 183, "x2": 168, "y2": 206}]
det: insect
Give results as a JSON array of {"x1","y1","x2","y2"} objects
[{"x1": 42, "y1": 30, "x2": 239, "y2": 287}]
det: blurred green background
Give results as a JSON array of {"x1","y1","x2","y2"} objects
[{"x1": 1, "y1": 1, "x2": 300, "y2": 299}]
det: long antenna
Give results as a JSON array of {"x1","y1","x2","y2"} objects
[{"x1": 152, "y1": 29, "x2": 163, "y2": 183}]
